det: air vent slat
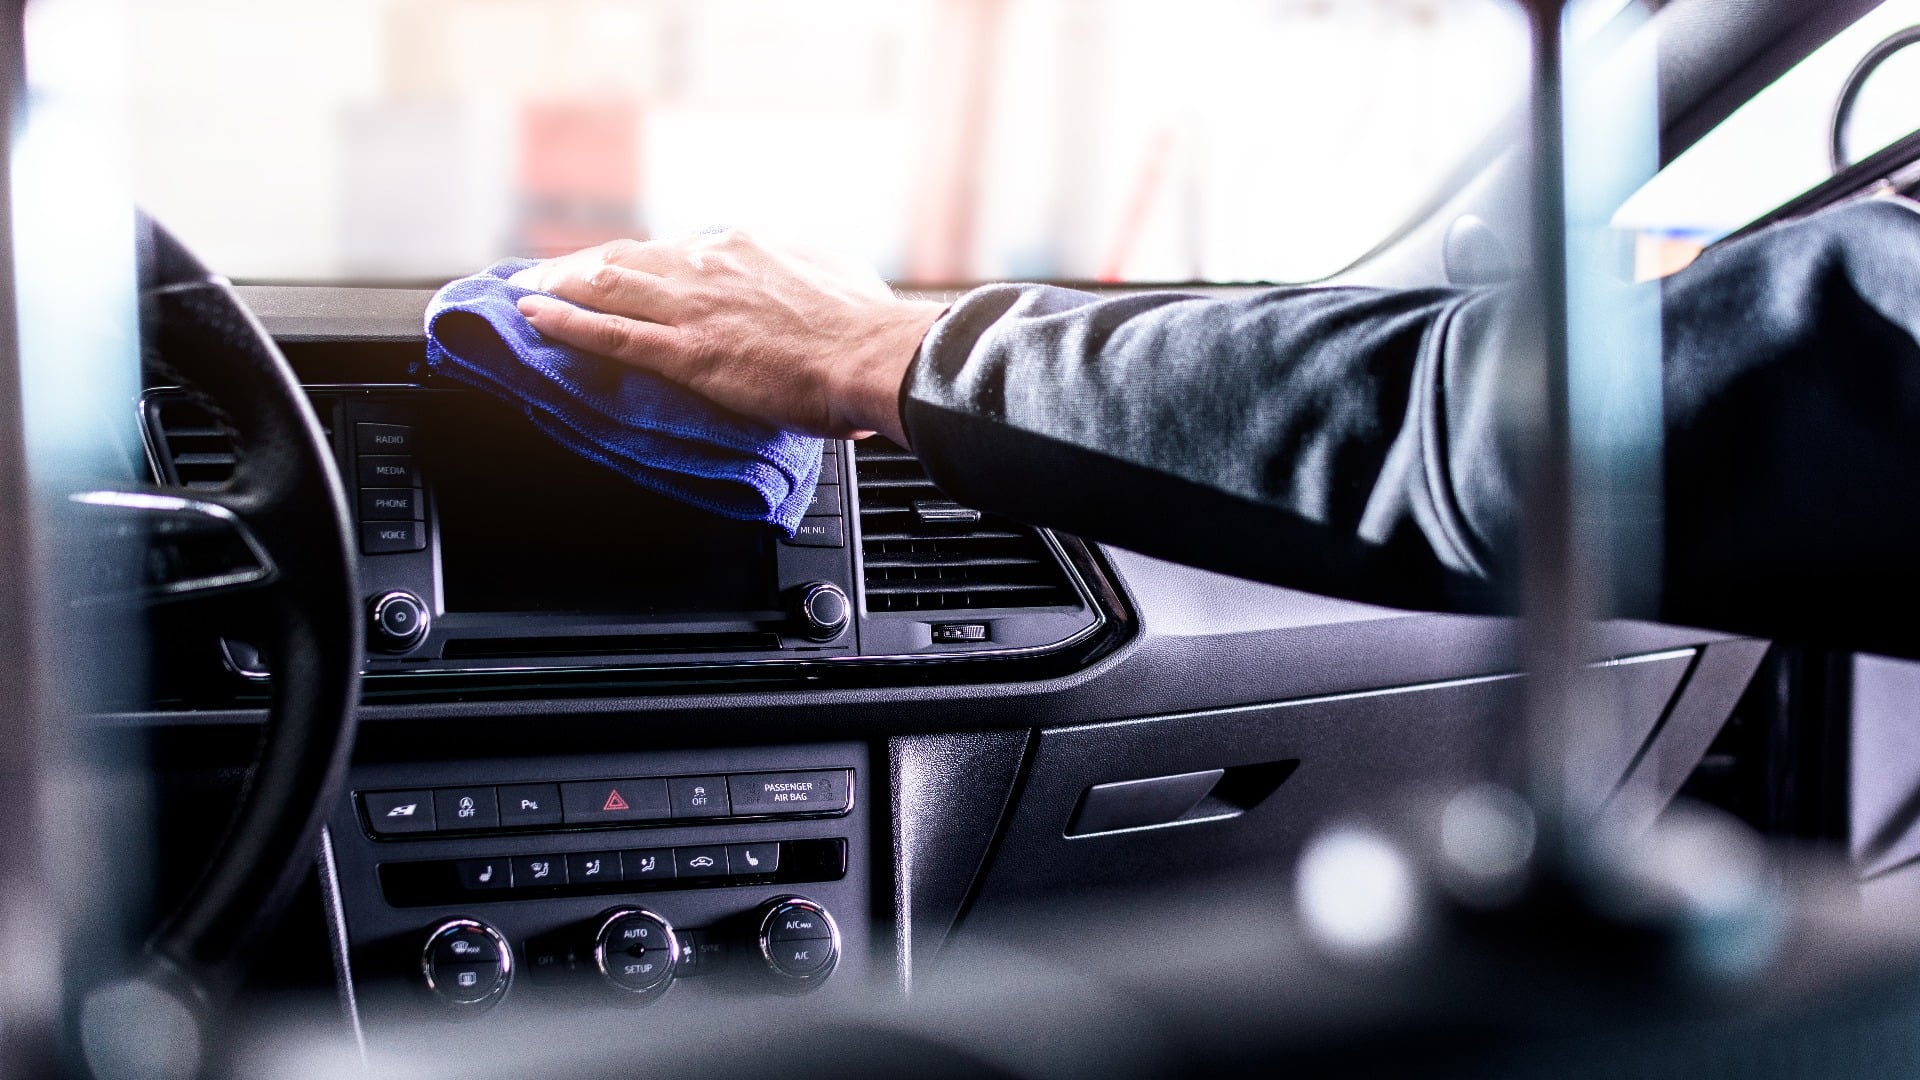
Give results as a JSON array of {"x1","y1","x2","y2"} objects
[
  {"x1": 853, "y1": 437, "x2": 1080, "y2": 614},
  {"x1": 146, "y1": 395, "x2": 240, "y2": 488}
]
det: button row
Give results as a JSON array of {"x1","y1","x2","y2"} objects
[
  {"x1": 782, "y1": 442, "x2": 845, "y2": 548},
  {"x1": 360, "y1": 769, "x2": 851, "y2": 837},
  {"x1": 353, "y1": 422, "x2": 426, "y2": 555},
  {"x1": 455, "y1": 842, "x2": 780, "y2": 893},
  {"x1": 377, "y1": 837, "x2": 848, "y2": 908}
]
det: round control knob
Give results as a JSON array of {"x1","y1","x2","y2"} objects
[
  {"x1": 421, "y1": 918, "x2": 512, "y2": 1011},
  {"x1": 368, "y1": 590, "x2": 430, "y2": 653},
  {"x1": 756, "y1": 896, "x2": 840, "y2": 987},
  {"x1": 791, "y1": 581, "x2": 850, "y2": 642},
  {"x1": 592, "y1": 907, "x2": 679, "y2": 1001}
]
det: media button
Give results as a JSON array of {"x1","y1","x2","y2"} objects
[
  {"x1": 560, "y1": 778, "x2": 670, "y2": 824},
  {"x1": 497, "y1": 783, "x2": 563, "y2": 827},
  {"x1": 357, "y1": 455, "x2": 417, "y2": 487},
  {"x1": 362, "y1": 790, "x2": 436, "y2": 835}
]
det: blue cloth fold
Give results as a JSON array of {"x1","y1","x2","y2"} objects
[{"x1": 419, "y1": 259, "x2": 821, "y2": 533}]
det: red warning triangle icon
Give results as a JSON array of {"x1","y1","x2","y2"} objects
[{"x1": 602, "y1": 789, "x2": 630, "y2": 812}]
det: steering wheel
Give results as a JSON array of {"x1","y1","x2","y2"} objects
[{"x1": 74, "y1": 216, "x2": 362, "y2": 1079}]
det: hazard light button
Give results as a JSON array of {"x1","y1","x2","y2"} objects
[{"x1": 560, "y1": 778, "x2": 670, "y2": 825}]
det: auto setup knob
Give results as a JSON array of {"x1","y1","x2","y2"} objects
[
  {"x1": 421, "y1": 918, "x2": 512, "y2": 1011},
  {"x1": 755, "y1": 896, "x2": 840, "y2": 988},
  {"x1": 791, "y1": 581, "x2": 851, "y2": 641},
  {"x1": 592, "y1": 907, "x2": 680, "y2": 1002},
  {"x1": 368, "y1": 590, "x2": 430, "y2": 653}
]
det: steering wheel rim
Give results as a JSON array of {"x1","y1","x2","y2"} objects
[{"x1": 129, "y1": 216, "x2": 363, "y2": 1003}]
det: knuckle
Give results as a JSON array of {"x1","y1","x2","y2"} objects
[
  {"x1": 585, "y1": 263, "x2": 622, "y2": 295},
  {"x1": 598, "y1": 238, "x2": 642, "y2": 265}
]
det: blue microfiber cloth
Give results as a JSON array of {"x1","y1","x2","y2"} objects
[{"x1": 418, "y1": 258, "x2": 821, "y2": 533}]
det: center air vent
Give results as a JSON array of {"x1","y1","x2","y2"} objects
[{"x1": 852, "y1": 438, "x2": 1081, "y2": 613}]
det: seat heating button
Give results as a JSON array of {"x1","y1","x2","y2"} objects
[
  {"x1": 667, "y1": 776, "x2": 730, "y2": 819},
  {"x1": 497, "y1": 783, "x2": 563, "y2": 827},
  {"x1": 561, "y1": 778, "x2": 670, "y2": 824},
  {"x1": 727, "y1": 770, "x2": 852, "y2": 816},
  {"x1": 726, "y1": 842, "x2": 780, "y2": 878},
  {"x1": 454, "y1": 857, "x2": 510, "y2": 891},
  {"x1": 362, "y1": 790, "x2": 436, "y2": 835}
]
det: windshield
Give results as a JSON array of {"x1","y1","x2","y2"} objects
[{"x1": 84, "y1": 0, "x2": 1525, "y2": 287}]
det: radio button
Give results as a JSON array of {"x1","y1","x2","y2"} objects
[
  {"x1": 561, "y1": 779, "x2": 670, "y2": 824},
  {"x1": 668, "y1": 776, "x2": 730, "y2": 819},
  {"x1": 782, "y1": 516, "x2": 845, "y2": 547},
  {"x1": 358, "y1": 487, "x2": 423, "y2": 521},
  {"x1": 728, "y1": 770, "x2": 852, "y2": 817},
  {"x1": 497, "y1": 783, "x2": 563, "y2": 827},
  {"x1": 355, "y1": 423, "x2": 414, "y2": 454}
]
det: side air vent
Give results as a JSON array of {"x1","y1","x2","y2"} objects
[
  {"x1": 144, "y1": 395, "x2": 238, "y2": 488},
  {"x1": 143, "y1": 391, "x2": 335, "y2": 488},
  {"x1": 853, "y1": 438, "x2": 1081, "y2": 613}
]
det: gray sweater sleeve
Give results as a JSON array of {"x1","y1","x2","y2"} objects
[{"x1": 898, "y1": 199, "x2": 1920, "y2": 654}]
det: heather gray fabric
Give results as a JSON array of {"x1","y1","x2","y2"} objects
[{"x1": 901, "y1": 199, "x2": 1920, "y2": 655}]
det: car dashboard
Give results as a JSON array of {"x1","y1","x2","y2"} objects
[{"x1": 108, "y1": 283, "x2": 1772, "y2": 1044}]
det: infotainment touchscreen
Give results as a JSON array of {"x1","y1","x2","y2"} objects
[{"x1": 418, "y1": 396, "x2": 780, "y2": 618}]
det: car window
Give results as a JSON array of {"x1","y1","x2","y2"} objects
[
  {"x1": 33, "y1": 0, "x2": 1524, "y2": 286},
  {"x1": 1615, "y1": 0, "x2": 1920, "y2": 279}
]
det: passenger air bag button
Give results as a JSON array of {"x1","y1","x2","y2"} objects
[
  {"x1": 358, "y1": 487, "x2": 422, "y2": 521},
  {"x1": 727, "y1": 770, "x2": 852, "y2": 816},
  {"x1": 362, "y1": 790, "x2": 436, "y2": 835},
  {"x1": 356, "y1": 455, "x2": 417, "y2": 487},
  {"x1": 668, "y1": 776, "x2": 730, "y2": 818},
  {"x1": 360, "y1": 520, "x2": 425, "y2": 555},
  {"x1": 355, "y1": 423, "x2": 414, "y2": 454},
  {"x1": 497, "y1": 783, "x2": 563, "y2": 827},
  {"x1": 782, "y1": 516, "x2": 845, "y2": 547},
  {"x1": 434, "y1": 787, "x2": 499, "y2": 830},
  {"x1": 673, "y1": 845, "x2": 728, "y2": 879},
  {"x1": 561, "y1": 778, "x2": 670, "y2": 824}
]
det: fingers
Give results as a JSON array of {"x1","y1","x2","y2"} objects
[
  {"x1": 512, "y1": 250, "x2": 683, "y2": 324},
  {"x1": 517, "y1": 293, "x2": 693, "y2": 381}
]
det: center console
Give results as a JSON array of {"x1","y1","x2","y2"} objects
[{"x1": 326, "y1": 742, "x2": 873, "y2": 1024}]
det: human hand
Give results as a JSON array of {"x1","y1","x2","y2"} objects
[{"x1": 509, "y1": 231, "x2": 947, "y2": 445}]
